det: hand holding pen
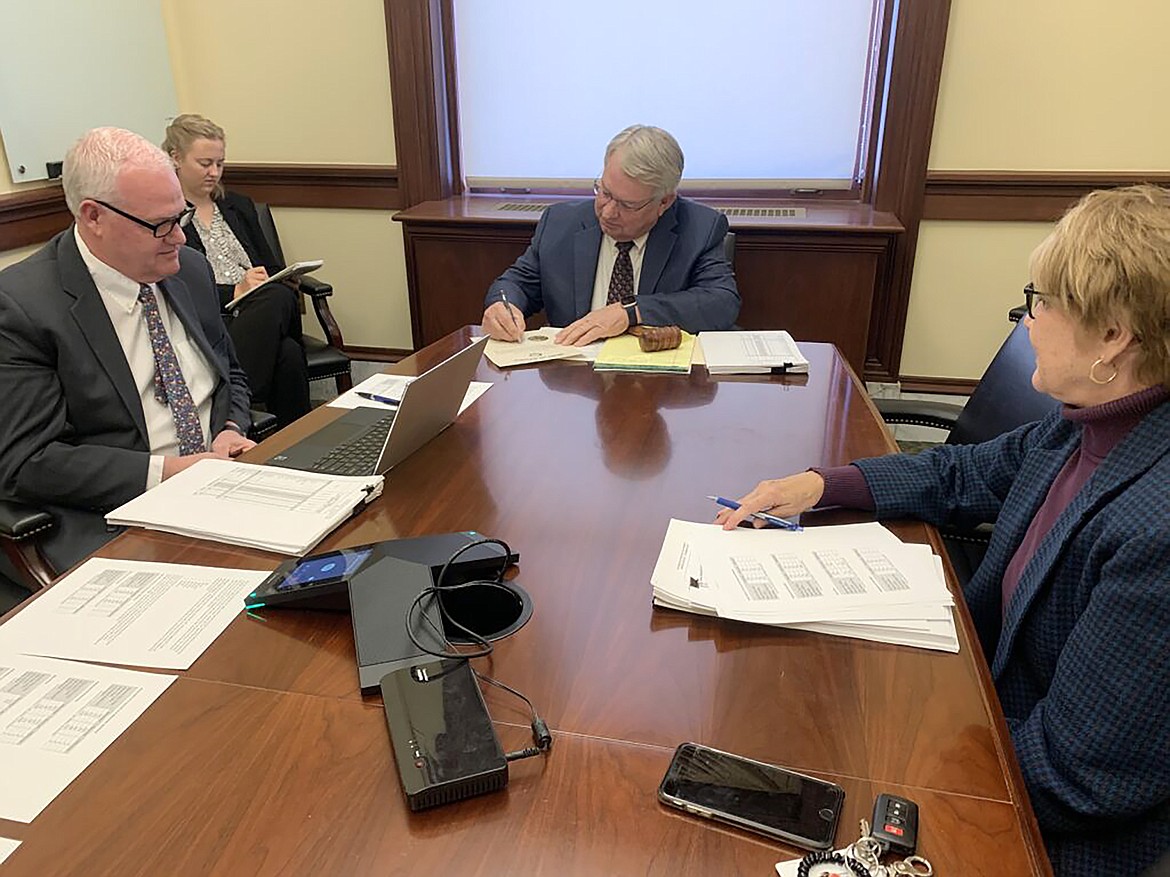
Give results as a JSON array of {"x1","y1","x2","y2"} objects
[
  {"x1": 712, "y1": 471, "x2": 825, "y2": 530},
  {"x1": 482, "y1": 291, "x2": 525, "y2": 342},
  {"x1": 708, "y1": 496, "x2": 802, "y2": 531}
]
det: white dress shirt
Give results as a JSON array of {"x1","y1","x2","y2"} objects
[
  {"x1": 589, "y1": 231, "x2": 650, "y2": 313},
  {"x1": 74, "y1": 228, "x2": 216, "y2": 489}
]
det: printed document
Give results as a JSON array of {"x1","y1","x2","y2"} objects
[
  {"x1": 329, "y1": 372, "x2": 493, "y2": 414},
  {"x1": 0, "y1": 838, "x2": 19, "y2": 865},
  {"x1": 0, "y1": 654, "x2": 174, "y2": 822},
  {"x1": 0, "y1": 558, "x2": 270, "y2": 670},
  {"x1": 651, "y1": 520, "x2": 958, "y2": 652},
  {"x1": 485, "y1": 329, "x2": 602, "y2": 368},
  {"x1": 106, "y1": 459, "x2": 383, "y2": 555},
  {"x1": 698, "y1": 330, "x2": 809, "y2": 374}
]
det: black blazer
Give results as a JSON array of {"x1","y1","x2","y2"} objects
[{"x1": 182, "y1": 191, "x2": 285, "y2": 308}]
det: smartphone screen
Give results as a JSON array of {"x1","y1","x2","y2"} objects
[
  {"x1": 658, "y1": 742, "x2": 843, "y2": 850},
  {"x1": 276, "y1": 547, "x2": 374, "y2": 590}
]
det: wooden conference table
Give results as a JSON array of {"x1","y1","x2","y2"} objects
[{"x1": 0, "y1": 329, "x2": 1052, "y2": 876}]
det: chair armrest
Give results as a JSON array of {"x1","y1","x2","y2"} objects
[
  {"x1": 874, "y1": 397, "x2": 963, "y2": 432},
  {"x1": 300, "y1": 276, "x2": 333, "y2": 298},
  {"x1": 0, "y1": 500, "x2": 56, "y2": 541}
]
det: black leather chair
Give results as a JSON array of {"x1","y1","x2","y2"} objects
[
  {"x1": 253, "y1": 204, "x2": 353, "y2": 394},
  {"x1": 876, "y1": 314, "x2": 1060, "y2": 585}
]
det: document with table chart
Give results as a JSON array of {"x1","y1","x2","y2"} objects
[
  {"x1": 0, "y1": 653, "x2": 174, "y2": 822},
  {"x1": 0, "y1": 558, "x2": 271, "y2": 670},
  {"x1": 697, "y1": 330, "x2": 810, "y2": 374},
  {"x1": 651, "y1": 520, "x2": 959, "y2": 652},
  {"x1": 0, "y1": 838, "x2": 19, "y2": 865},
  {"x1": 106, "y1": 459, "x2": 383, "y2": 555}
]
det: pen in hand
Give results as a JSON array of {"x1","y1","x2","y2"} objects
[
  {"x1": 706, "y1": 495, "x2": 803, "y2": 531},
  {"x1": 499, "y1": 292, "x2": 523, "y2": 338}
]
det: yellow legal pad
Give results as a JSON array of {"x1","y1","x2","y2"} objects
[{"x1": 593, "y1": 332, "x2": 696, "y2": 374}]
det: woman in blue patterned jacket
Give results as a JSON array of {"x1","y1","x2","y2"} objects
[{"x1": 719, "y1": 185, "x2": 1170, "y2": 877}]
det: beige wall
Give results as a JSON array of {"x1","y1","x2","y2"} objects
[{"x1": 905, "y1": 0, "x2": 1170, "y2": 380}]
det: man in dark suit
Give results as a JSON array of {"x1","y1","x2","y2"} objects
[
  {"x1": 481, "y1": 125, "x2": 740, "y2": 345},
  {"x1": 0, "y1": 127, "x2": 254, "y2": 573}
]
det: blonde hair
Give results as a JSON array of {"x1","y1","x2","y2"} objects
[
  {"x1": 604, "y1": 125, "x2": 684, "y2": 197},
  {"x1": 62, "y1": 127, "x2": 173, "y2": 217},
  {"x1": 162, "y1": 114, "x2": 227, "y2": 199},
  {"x1": 1030, "y1": 184, "x2": 1170, "y2": 387}
]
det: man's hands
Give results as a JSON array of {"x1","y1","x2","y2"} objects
[
  {"x1": 555, "y1": 303, "x2": 630, "y2": 347},
  {"x1": 715, "y1": 471, "x2": 825, "y2": 530},
  {"x1": 161, "y1": 430, "x2": 257, "y2": 480},
  {"x1": 211, "y1": 429, "x2": 256, "y2": 459},
  {"x1": 232, "y1": 266, "x2": 270, "y2": 301},
  {"x1": 482, "y1": 300, "x2": 526, "y2": 342}
]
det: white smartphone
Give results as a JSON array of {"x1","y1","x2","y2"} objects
[{"x1": 658, "y1": 742, "x2": 844, "y2": 850}]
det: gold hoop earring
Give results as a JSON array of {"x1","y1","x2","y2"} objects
[{"x1": 1089, "y1": 358, "x2": 1118, "y2": 385}]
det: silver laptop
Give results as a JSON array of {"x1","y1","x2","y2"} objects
[{"x1": 266, "y1": 336, "x2": 488, "y2": 476}]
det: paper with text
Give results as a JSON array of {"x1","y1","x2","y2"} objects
[
  {"x1": 485, "y1": 328, "x2": 595, "y2": 368},
  {"x1": 0, "y1": 654, "x2": 174, "y2": 822},
  {"x1": 328, "y1": 372, "x2": 492, "y2": 414},
  {"x1": 0, "y1": 559, "x2": 270, "y2": 670}
]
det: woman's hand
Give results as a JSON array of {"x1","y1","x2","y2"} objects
[
  {"x1": 232, "y1": 266, "x2": 270, "y2": 301},
  {"x1": 715, "y1": 471, "x2": 825, "y2": 530}
]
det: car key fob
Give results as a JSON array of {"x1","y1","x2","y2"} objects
[{"x1": 871, "y1": 793, "x2": 918, "y2": 857}]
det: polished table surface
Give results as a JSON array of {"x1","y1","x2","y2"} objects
[{"x1": 0, "y1": 330, "x2": 1052, "y2": 876}]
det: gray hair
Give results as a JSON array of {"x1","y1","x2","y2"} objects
[
  {"x1": 604, "y1": 125, "x2": 684, "y2": 196},
  {"x1": 62, "y1": 127, "x2": 174, "y2": 216}
]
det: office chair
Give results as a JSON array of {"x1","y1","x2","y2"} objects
[
  {"x1": 253, "y1": 204, "x2": 353, "y2": 394},
  {"x1": 0, "y1": 411, "x2": 279, "y2": 596},
  {"x1": 875, "y1": 314, "x2": 1060, "y2": 585}
]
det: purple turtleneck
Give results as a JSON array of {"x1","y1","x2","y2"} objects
[
  {"x1": 816, "y1": 385, "x2": 1170, "y2": 617},
  {"x1": 998, "y1": 384, "x2": 1170, "y2": 616}
]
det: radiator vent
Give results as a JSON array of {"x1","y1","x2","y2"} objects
[
  {"x1": 495, "y1": 202, "x2": 552, "y2": 212},
  {"x1": 716, "y1": 206, "x2": 807, "y2": 219}
]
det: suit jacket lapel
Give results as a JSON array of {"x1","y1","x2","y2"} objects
[
  {"x1": 573, "y1": 216, "x2": 601, "y2": 318},
  {"x1": 992, "y1": 409, "x2": 1170, "y2": 678},
  {"x1": 639, "y1": 204, "x2": 679, "y2": 296},
  {"x1": 158, "y1": 276, "x2": 228, "y2": 386},
  {"x1": 59, "y1": 233, "x2": 149, "y2": 444}
]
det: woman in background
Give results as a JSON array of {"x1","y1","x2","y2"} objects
[
  {"x1": 163, "y1": 114, "x2": 310, "y2": 427},
  {"x1": 719, "y1": 185, "x2": 1170, "y2": 877}
]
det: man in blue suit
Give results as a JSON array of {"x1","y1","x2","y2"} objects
[{"x1": 481, "y1": 125, "x2": 740, "y2": 345}]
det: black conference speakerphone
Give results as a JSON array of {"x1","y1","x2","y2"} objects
[{"x1": 244, "y1": 532, "x2": 519, "y2": 612}]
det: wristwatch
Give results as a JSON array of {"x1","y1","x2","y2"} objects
[{"x1": 622, "y1": 298, "x2": 639, "y2": 329}]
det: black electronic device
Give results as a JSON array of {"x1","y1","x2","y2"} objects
[
  {"x1": 244, "y1": 531, "x2": 519, "y2": 612},
  {"x1": 658, "y1": 742, "x2": 844, "y2": 850},
  {"x1": 871, "y1": 793, "x2": 919, "y2": 856},
  {"x1": 381, "y1": 659, "x2": 507, "y2": 811}
]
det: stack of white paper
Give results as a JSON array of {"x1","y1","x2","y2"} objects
[
  {"x1": 329, "y1": 371, "x2": 493, "y2": 413},
  {"x1": 698, "y1": 330, "x2": 810, "y2": 374},
  {"x1": 651, "y1": 520, "x2": 959, "y2": 652},
  {"x1": 106, "y1": 459, "x2": 383, "y2": 555}
]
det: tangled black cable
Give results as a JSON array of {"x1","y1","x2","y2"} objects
[{"x1": 796, "y1": 850, "x2": 871, "y2": 877}]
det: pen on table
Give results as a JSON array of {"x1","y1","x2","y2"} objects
[
  {"x1": 499, "y1": 292, "x2": 523, "y2": 336},
  {"x1": 706, "y1": 495, "x2": 803, "y2": 531},
  {"x1": 355, "y1": 391, "x2": 401, "y2": 407}
]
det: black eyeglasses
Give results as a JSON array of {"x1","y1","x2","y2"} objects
[
  {"x1": 592, "y1": 179, "x2": 656, "y2": 213},
  {"x1": 93, "y1": 199, "x2": 195, "y2": 238},
  {"x1": 1023, "y1": 283, "x2": 1048, "y2": 319}
]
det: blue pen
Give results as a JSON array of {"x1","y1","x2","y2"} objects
[
  {"x1": 355, "y1": 391, "x2": 401, "y2": 407},
  {"x1": 706, "y1": 495, "x2": 803, "y2": 531}
]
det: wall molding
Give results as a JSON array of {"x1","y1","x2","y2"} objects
[
  {"x1": 340, "y1": 344, "x2": 409, "y2": 363},
  {"x1": 0, "y1": 185, "x2": 70, "y2": 251},
  {"x1": 923, "y1": 171, "x2": 1170, "y2": 221},
  {"x1": 0, "y1": 165, "x2": 402, "y2": 252},
  {"x1": 899, "y1": 375, "x2": 978, "y2": 395},
  {"x1": 222, "y1": 163, "x2": 401, "y2": 210}
]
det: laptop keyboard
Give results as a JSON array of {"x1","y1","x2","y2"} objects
[{"x1": 309, "y1": 412, "x2": 397, "y2": 475}]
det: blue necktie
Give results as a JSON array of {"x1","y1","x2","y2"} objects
[{"x1": 137, "y1": 284, "x2": 206, "y2": 455}]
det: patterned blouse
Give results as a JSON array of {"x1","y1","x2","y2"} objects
[{"x1": 193, "y1": 204, "x2": 252, "y2": 286}]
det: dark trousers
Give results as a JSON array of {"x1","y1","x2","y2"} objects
[{"x1": 225, "y1": 284, "x2": 311, "y2": 427}]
